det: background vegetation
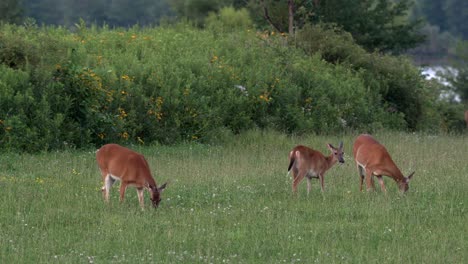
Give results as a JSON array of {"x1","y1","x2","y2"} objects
[
  {"x1": 0, "y1": 0, "x2": 467, "y2": 153},
  {"x1": 0, "y1": 132, "x2": 466, "y2": 263}
]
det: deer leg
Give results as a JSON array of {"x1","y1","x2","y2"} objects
[
  {"x1": 306, "y1": 177, "x2": 312, "y2": 195},
  {"x1": 136, "y1": 188, "x2": 145, "y2": 208},
  {"x1": 119, "y1": 182, "x2": 128, "y2": 203},
  {"x1": 103, "y1": 174, "x2": 115, "y2": 202},
  {"x1": 292, "y1": 171, "x2": 306, "y2": 193},
  {"x1": 376, "y1": 176, "x2": 387, "y2": 193},
  {"x1": 319, "y1": 174, "x2": 325, "y2": 192},
  {"x1": 365, "y1": 170, "x2": 375, "y2": 192},
  {"x1": 292, "y1": 167, "x2": 299, "y2": 179},
  {"x1": 357, "y1": 165, "x2": 365, "y2": 192}
]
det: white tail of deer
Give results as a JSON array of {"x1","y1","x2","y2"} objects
[
  {"x1": 287, "y1": 142, "x2": 344, "y2": 194},
  {"x1": 353, "y1": 134, "x2": 414, "y2": 193},
  {"x1": 96, "y1": 144, "x2": 167, "y2": 208}
]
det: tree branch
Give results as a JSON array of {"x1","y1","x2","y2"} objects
[{"x1": 260, "y1": 0, "x2": 283, "y2": 33}]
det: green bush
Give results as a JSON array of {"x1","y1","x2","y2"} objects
[
  {"x1": 206, "y1": 7, "x2": 253, "y2": 33},
  {"x1": 295, "y1": 24, "x2": 431, "y2": 130},
  {"x1": 0, "y1": 22, "x2": 447, "y2": 152}
]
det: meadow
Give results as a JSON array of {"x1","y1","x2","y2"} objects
[{"x1": 0, "y1": 131, "x2": 466, "y2": 263}]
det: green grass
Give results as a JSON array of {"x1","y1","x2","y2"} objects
[{"x1": 0, "y1": 131, "x2": 466, "y2": 263}]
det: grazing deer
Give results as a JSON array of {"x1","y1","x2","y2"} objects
[
  {"x1": 465, "y1": 110, "x2": 468, "y2": 129},
  {"x1": 353, "y1": 134, "x2": 414, "y2": 193},
  {"x1": 96, "y1": 144, "x2": 167, "y2": 208},
  {"x1": 288, "y1": 142, "x2": 344, "y2": 194}
]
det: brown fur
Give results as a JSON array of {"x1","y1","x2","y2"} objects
[
  {"x1": 353, "y1": 134, "x2": 414, "y2": 193},
  {"x1": 288, "y1": 142, "x2": 344, "y2": 194},
  {"x1": 96, "y1": 144, "x2": 167, "y2": 208}
]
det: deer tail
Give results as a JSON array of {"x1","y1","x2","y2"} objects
[{"x1": 287, "y1": 151, "x2": 296, "y2": 173}]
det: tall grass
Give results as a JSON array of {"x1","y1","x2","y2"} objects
[{"x1": 0, "y1": 131, "x2": 466, "y2": 263}]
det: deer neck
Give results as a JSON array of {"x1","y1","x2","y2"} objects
[
  {"x1": 145, "y1": 174, "x2": 157, "y2": 189},
  {"x1": 325, "y1": 155, "x2": 337, "y2": 170},
  {"x1": 388, "y1": 164, "x2": 405, "y2": 183}
]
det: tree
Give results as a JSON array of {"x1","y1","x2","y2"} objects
[
  {"x1": 249, "y1": 0, "x2": 425, "y2": 54},
  {"x1": 444, "y1": 0, "x2": 468, "y2": 39},
  {"x1": 450, "y1": 41, "x2": 468, "y2": 104},
  {"x1": 169, "y1": 0, "x2": 226, "y2": 26},
  {"x1": 0, "y1": 0, "x2": 23, "y2": 24},
  {"x1": 415, "y1": 0, "x2": 468, "y2": 40},
  {"x1": 312, "y1": 0, "x2": 425, "y2": 54}
]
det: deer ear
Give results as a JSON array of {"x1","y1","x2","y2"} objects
[
  {"x1": 158, "y1": 182, "x2": 168, "y2": 192},
  {"x1": 339, "y1": 141, "x2": 343, "y2": 149},
  {"x1": 327, "y1": 143, "x2": 335, "y2": 150}
]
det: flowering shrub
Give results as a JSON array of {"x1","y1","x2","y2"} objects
[{"x1": 0, "y1": 22, "x2": 440, "y2": 152}]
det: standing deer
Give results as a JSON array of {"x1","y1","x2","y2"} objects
[
  {"x1": 353, "y1": 134, "x2": 414, "y2": 193},
  {"x1": 288, "y1": 142, "x2": 344, "y2": 194},
  {"x1": 96, "y1": 144, "x2": 168, "y2": 208}
]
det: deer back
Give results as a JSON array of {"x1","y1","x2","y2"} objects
[{"x1": 96, "y1": 144, "x2": 156, "y2": 188}]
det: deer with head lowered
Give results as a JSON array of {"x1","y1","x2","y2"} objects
[
  {"x1": 288, "y1": 142, "x2": 344, "y2": 194},
  {"x1": 96, "y1": 144, "x2": 168, "y2": 208},
  {"x1": 353, "y1": 134, "x2": 414, "y2": 193}
]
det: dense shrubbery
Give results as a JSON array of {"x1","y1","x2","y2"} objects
[
  {"x1": 0, "y1": 22, "x2": 457, "y2": 152},
  {"x1": 296, "y1": 24, "x2": 468, "y2": 132}
]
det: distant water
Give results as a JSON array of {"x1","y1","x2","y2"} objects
[
  {"x1": 420, "y1": 66, "x2": 458, "y2": 86},
  {"x1": 421, "y1": 66, "x2": 460, "y2": 101}
]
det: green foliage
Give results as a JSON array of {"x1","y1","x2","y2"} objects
[
  {"x1": 244, "y1": 0, "x2": 425, "y2": 54},
  {"x1": 415, "y1": 0, "x2": 468, "y2": 39},
  {"x1": 449, "y1": 41, "x2": 468, "y2": 104},
  {"x1": 206, "y1": 7, "x2": 253, "y2": 33},
  {"x1": 295, "y1": 24, "x2": 431, "y2": 130},
  {"x1": 169, "y1": 0, "x2": 225, "y2": 26},
  {"x1": 0, "y1": 0, "x2": 23, "y2": 24},
  {"x1": 0, "y1": 22, "x2": 449, "y2": 152},
  {"x1": 313, "y1": 0, "x2": 426, "y2": 54}
]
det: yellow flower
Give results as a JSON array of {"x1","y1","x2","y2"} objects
[
  {"x1": 121, "y1": 74, "x2": 131, "y2": 81},
  {"x1": 259, "y1": 92, "x2": 271, "y2": 102},
  {"x1": 156, "y1": 112, "x2": 163, "y2": 120},
  {"x1": 98, "y1": 133, "x2": 105, "y2": 139},
  {"x1": 120, "y1": 132, "x2": 129, "y2": 140},
  {"x1": 131, "y1": 34, "x2": 137, "y2": 39},
  {"x1": 156, "y1": 96, "x2": 163, "y2": 108},
  {"x1": 118, "y1": 107, "x2": 127, "y2": 119}
]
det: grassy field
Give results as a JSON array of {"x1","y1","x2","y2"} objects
[{"x1": 0, "y1": 131, "x2": 466, "y2": 263}]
